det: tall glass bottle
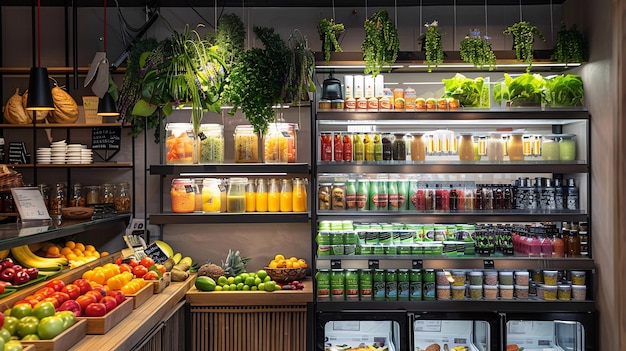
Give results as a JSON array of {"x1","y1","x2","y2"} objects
[
  {"x1": 268, "y1": 179, "x2": 281, "y2": 212},
  {"x1": 280, "y1": 179, "x2": 293, "y2": 212},
  {"x1": 256, "y1": 179, "x2": 268, "y2": 212},
  {"x1": 226, "y1": 178, "x2": 247, "y2": 213},
  {"x1": 245, "y1": 180, "x2": 256, "y2": 212},
  {"x1": 292, "y1": 178, "x2": 307, "y2": 212}
]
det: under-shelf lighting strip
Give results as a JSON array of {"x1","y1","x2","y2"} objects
[{"x1": 315, "y1": 63, "x2": 582, "y2": 70}]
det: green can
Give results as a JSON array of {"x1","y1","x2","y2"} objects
[
  {"x1": 373, "y1": 245, "x2": 385, "y2": 255},
  {"x1": 391, "y1": 230, "x2": 402, "y2": 244},
  {"x1": 397, "y1": 269, "x2": 410, "y2": 301},
  {"x1": 345, "y1": 269, "x2": 359, "y2": 301},
  {"x1": 410, "y1": 269, "x2": 423, "y2": 301},
  {"x1": 359, "y1": 269, "x2": 373, "y2": 300},
  {"x1": 398, "y1": 245, "x2": 412, "y2": 255},
  {"x1": 384, "y1": 246, "x2": 397, "y2": 255},
  {"x1": 385, "y1": 269, "x2": 398, "y2": 300},
  {"x1": 316, "y1": 269, "x2": 331, "y2": 301},
  {"x1": 373, "y1": 269, "x2": 386, "y2": 301},
  {"x1": 330, "y1": 269, "x2": 345, "y2": 301},
  {"x1": 423, "y1": 269, "x2": 436, "y2": 301}
]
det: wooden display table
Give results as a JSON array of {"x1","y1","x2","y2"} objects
[{"x1": 186, "y1": 278, "x2": 313, "y2": 351}]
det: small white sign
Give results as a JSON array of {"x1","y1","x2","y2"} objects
[{"x1": 11, "y1": 187, "x2": 51, "y2": 221}]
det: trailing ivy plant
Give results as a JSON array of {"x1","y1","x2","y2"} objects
[
  {"x1": 362, "y1": 10, "x2": 399, "y2": 77},
  {"x1": 551, "y1": 22, "x2": 588, "y2": 65},
  {"x1": 459, "y1": 35, "x2": 497, "y2": 71},
  {"x1": 226, "y1": 27, "x2": 290, "y2": 135},
  {"x1": 422, "y1": 20, "x2": 444, "y2": 72},
  {"x1": 503, "y1": 21, "x2": 545, "y2": 72},
  {"x1": 318, "y1": 18, "x2": 344, "y2": 64},
  {"x1": 285, "y1": 30, "x2": 316, "y2": 105}
]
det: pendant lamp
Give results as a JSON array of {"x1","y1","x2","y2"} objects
[
  {"x1": 26, "y1": 0, "x2": 54, "y2": 111},
  {"x1": 96, "y1": 0, "x2": 119, "y2": 117}
]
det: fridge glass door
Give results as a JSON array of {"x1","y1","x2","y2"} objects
[
  {"x1": 414, "y1": 320, "x2": 491, "y2": 351},
  {"x1": 506, "y1": 320, "x2": 586, "y2": 351},
  {"x1": 324, "y1": 320, "x2": 401, "y2": 351}
]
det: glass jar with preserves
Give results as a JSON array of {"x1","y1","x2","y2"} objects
[
  {"x1": 197, "y1": 124, "x2": 224, "y2": 164},
  {"x1": 171, "y1": 178, "x2": 195, "y2": 213},
  {"x1": 114, "y1": 182, "x2": 131, "y2": 212},
  {"x1": 318, "y1": 183, "x2": 332, "y2": 210},
  {"x1": 38, "y1": 184, "x2": 49, "y2": 209},
  {"x1": 49, "y1": 183, "x2": 67, "y2": 216},
  {"x1": 227, "y1": 177, "x2": 248, "y2": 213},
  {"x1": 85, "y1": 186, "x2": 101, "y2": 205},
  {"x1": 542, "y1": 135, "x2": 560, "y2": 160},
  {"x1": 165, "y1": 123, "x2": 195, "y2": 164},
  {"x1": 69, "y1": 183, "x2": 85, "y2": 207},
  {"x1": 234, "y1": 125, "x2": 259, "y2": 163},
  {"x1": 280, "y1": 179, "x2": 293, "y2": 212},
  {"x1": 293, "y1": 178, "x2": 307, "y2": 212},
  {"x1": 201, "y1": 178, "x2": 221, "y2": 213},
  {"x1": 264, "y1": 123, "x2": 291, "y2": 163},
  {"x1": 100, "y1": 183, "x2": 115, "y2": 204},
  {"x1": 559, "y1": 134, "x2": 577, "y2": 160},
  {"x1": 392, "y1": 134, "x2": 406, "y2": 160}
]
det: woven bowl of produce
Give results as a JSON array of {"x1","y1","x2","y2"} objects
[{"x1": 264, "y1": 267, "x2": 306, "y2": 283}]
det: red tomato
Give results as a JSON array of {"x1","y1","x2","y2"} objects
[
  {"x1": 76, "y1": 294, "x2": 97, "y2": 311},
  {"x1": 73, "y1": 279, "x2": 92, "y2": 294},
  {"x1": 140, "y1": 257, "x2": 155, "y2": 268},
  {"x1": 114, "y1": 257, "x2": 123, "y2": 265},
  {"x1": 143, "y1": 271, "x2": 159, "y2": 280},
  {"x1": 128, "y1": 259, "x2": 139, "y2": 268},
  {"x1": 108, "y1": 290, "x2": 126, "y2": 305},
  {"x1": 157, "y1": 265, "x2": 166, "y2": 274},
  {"x1": 45, "y1": 279, "x2": 65, "y2": 292},
  {"x1": 85, "y1": 290, "x2": 103, "y2": 302},
  {"x1": 34, "y1": 287, "x2": 56, "y2": 298},
  {"x1": 118, "y1": 263, "x2": 132, "y2": 273},
  {"x1": 42, "y1": 296, "x2": 59, "y2": 309},
  {"x1": 84, "y1": 302, "x2": 107, "y2": 317},
  {"x1": 61, "y1": 284, "x2": 81, "y2": 300},
  {"x1": 100, "y1": 296, "x2": 118, "y2": 312},
  {"x1": 51, "y1": 291, "x2": 70, "y2": 305},
  {"x1": 132, "y1": 265, "x2": 148, "y2": 278}
]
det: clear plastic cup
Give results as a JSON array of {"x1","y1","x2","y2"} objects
[
  {"x1": 572, "y1": 285, "x2": 587, "y2": 301},
  {"x1": 543, "y1": 270, "x2": 559, "y2": 286},
  {"x1": 484, "y1": 285, "x2": 498, "y2": 300},
  {"x1": 499, "y1": 285, "x2": 514, "y2": 300}
]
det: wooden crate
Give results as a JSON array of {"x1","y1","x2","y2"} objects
[
  {"x1": 190, "y1": 304, "x2": 308, "y2": 351},
  {"x1": 21, "y1": 319, "x2": 87, "y2": 351},
  {"x1": 77, "y1": 297, "x2": 133, "y2": 334},
  {"x1": 126, "y1": 282, "x2": 153, "y2": 309},
  {"x1": 152, "y1": 272, "x2": 171, "y2": 294}
]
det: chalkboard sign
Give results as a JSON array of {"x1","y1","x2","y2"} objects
[
  {"x1": 91, "y1": 127, "x2": 121, "y2": 150},
  {"x1": 144, "y1": 242, "x2": 169, "y2": 264}
]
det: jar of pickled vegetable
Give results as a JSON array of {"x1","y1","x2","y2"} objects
[
  {"x1": 171, "y1": 178, "x2": 195, "y2": 213},
  {"x1": 197, "y1": 124, "x2": 224, "y2": 164},
  {"x1": 69, "y1": 183, "x2": 85, "y2": 207},
  {"x1": 165, "y1": 123, "x2": 195, "y2": 164},
  {"x1": 234, "y1": 125, "x2": 259, "y2": 163}
]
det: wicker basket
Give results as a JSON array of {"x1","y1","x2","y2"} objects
[{"x1": 264, "y1": 267, "x2": 306, "y2": 283}]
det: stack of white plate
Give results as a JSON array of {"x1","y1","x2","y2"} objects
[
  {"x1": 80, "y1": 148, "x2": 93, "y2": 164},
  {"x1": 37, "y1": 148, "x2": 52, "y2": 164},
  {"x1": 66, "y1": 144, "x2": 84, "y2": 164},
  {"x1": 50, "y1": 140, "x2": 67, "y2": 164}
]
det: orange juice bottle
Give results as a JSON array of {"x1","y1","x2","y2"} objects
[
  {"x1": 292, "y1": 178, "x2": 307, "y2": 212},
  {"x1": 255, "y1": 179, "x2": 268, "y2": 212},
  {"x1": 280, "y1": 179, "x2": 293, "y2": 212},
  {"x1": 245, "y1": 181, "x2": 256, "y2": 212},
  {"x1": 268, "y1": 179, "x2": 280, "y2": 212}
]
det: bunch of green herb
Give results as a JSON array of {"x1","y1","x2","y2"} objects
[
  {"x1": 318, "y1": 18, "x2": 344, "y2": 64},
  {"x1": 494, "y1": 73, "x2": 547, "y2": 105},
  {"x1": 422, "y1": 20, "x2": 444, "y2": 72},
  {"x1": 285, "y1": 30, "x2": 316, "y2": 105},
  {"x1": 213, "y1": 13, "x2": 246, "y2": 71},
  {"x1": 442, "y1": 73, "x2": 489, "y2": 108},
  {"x1": 544, "y1": 74, "x2": 584, "y2": 107},
  {"x1": 551, "y1": 22, "x2": 588, "y2": 65},
  {"x1": 362, "y1": 10, "x2": 399, "y2": 77},
  {"x1": 503, "y1": 21, "x2": 545, "y2": 72},
  {"x1": 459, "y1": 36, "x2": 496, "y2": 71},
  {"x1": 227, "y1": 27, "x2": 290, "y2": 135}
]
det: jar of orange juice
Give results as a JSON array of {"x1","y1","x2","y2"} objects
[
  {"x1": 245, "y1": 181, "x2": 256, "y2": 212},
  {"x1": 280, "y1": 179, "x2": 293, "y2": 212},
  {"x1": 268, "y1": 179, "x2": 280, "y2": 212},
  {"x1": 165, "y1": 123, "x2": 195, "y2": 164},
  {"x1": 201, "y1": 178, "x2": 221, "y2": 213},
  {"x1": 171, "y1": 178, "x2": 195, "y2": 213},
  {"x1": 293, "y1": 178, "x2": 308, "y2": 212},
  {"x1": 256, "y1": 178, "x2": 268, "y2": 212}
]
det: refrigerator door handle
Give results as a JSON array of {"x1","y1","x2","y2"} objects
[{"x1": 499, "y1": 312, "x2": 507, "y2": 350}]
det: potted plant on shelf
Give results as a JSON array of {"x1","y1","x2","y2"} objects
[
  {"x1": 551, "y1": 22, "x2": 588, "y2": 66},
  {"x1": 362, "y1": 9, "x2": 399, "y2": 77},
  {"x1": 503, "y1": 21, "x2": 545, "y2": 72},
  {"x1": 459, "y1": 29, "x2": 496, "y2": 71},
  {"x1": 422, "y1": 20, "x2": 444, "y2": 72},
  {"x1": 318, "y1": 18, "x2": 344, "y2": 64}
]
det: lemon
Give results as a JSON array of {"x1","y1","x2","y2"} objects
[
  {"x1": 215, "y1": 286, "x2": 223, "y2": 291},
  {"x1": 274, "y1": 254, "x2": 285, "y2": 261},
  {"x1": 227, "y1": 277, "x2": 235, "y2": 284}
]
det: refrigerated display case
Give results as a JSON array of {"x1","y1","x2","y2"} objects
[
  {"x1": 504, "y1": 313, "x2": 596, "y2": 351},
  {"x1": 411, "y1": 313, "x2": 500, "y2": 351}
]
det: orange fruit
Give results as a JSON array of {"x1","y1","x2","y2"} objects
[
  {"x1": 65, "y1": 241, "x2": 76, "y2": 249},
  {"x1": 46, "y1": 245, "x2": 60, "y2": 256},
  {"x1": 67, "y1": 253, "x2": 77, "y2": 261},
  {"x1": 289, "y1": 256, "x2": 298, "y2": 262},
  {"x1": 274, "y1": 254, "x2": 285, "y2": 261},
  {"x1": 297, "y1": 259, "x2": 307, "y2": 268},
  {"x1": 292, "y1": 261, "x2": 301, "y2": 268},
  {"x1": 285, "y1": 261, "x2": 293, "y2": 268},
  {"x1": 101, "y1": 251, "x2": 109, "y2": 257},
  {"x1": 269, "y1": 261, "x2": 278, "y2": 269},
  {"x1": 74, "y1": 243, "x2": 85, "y2": 252},
  {"x1": 85, "y1": 245, "x2": 96, "y2": 252}
]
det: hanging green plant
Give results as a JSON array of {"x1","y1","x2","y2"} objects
[
  {"x1": 362, "y1": 10, "x2": 399, "y2": 77},
  {"x1": 285, "y1": 30, "x2": 316, "y2": 105},
  {"x1": 503, "y1": 21, "x2": 545, "y2": 72},
  {"x1": 213, "y1": 13, "x2": 246, "y2": 72},
  {"x1": 551, "y1": 22, "x2": 588, "y2": 65},
  {"x1": 459, "y1": 33, "x2": 496, "y2": 71},
  {"x1": 226, "y1": 27, "x2": 290, "y2": 135},
  {"x1": 318, "y1": 18, "x2": 344, "y2": 64},
  {"x1": 422, "y1": 20, "x2": 444, "y2": 72}
]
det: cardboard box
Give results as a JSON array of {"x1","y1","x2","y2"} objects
[
  {"x1": 77, "y1": 297, "x2": 133, "y2": 334},
  {"x1": 21, "y1": 319, "x2": 87, "y2": 351},
  {"x1": 82, "y1": 96, "x2": 101, "y2": 124}
]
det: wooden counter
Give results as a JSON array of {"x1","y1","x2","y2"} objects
[
  {"x1": 185, "y1": 278, "x2": 313, "y2": 306},
  {"x1": 68, "y1": 276, "x2": 195, "y2": 351}
]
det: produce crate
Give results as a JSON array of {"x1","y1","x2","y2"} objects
[
  {"x1": 152, "y1": 272, "x2": 171, "y2": 293},
  {"x1": 77, "y1": 297, "x2": 133, "y2": 334},
  {"x1": 21, "y1": 319, "x2": 87, "y2": 351},
  {"x1": 22, "y1": 345, "x2": 35, "y2": 351},
  {"x1": 125, "y1": 282, "x2": 153, "y2": 309}
]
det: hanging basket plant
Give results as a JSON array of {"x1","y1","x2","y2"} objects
[
  {"x1": 459, "y1": 30, "x2": 496, "y2": 71},
  {"x1": 285, "y1": 30, "x2": 316, "y2": 105},
  {"x1": 551, "y1": 22, "x2": 588, "y2": 65},
  {"x1": 318, "y1": 18, "x2": 344, "y2": 64},
  {"x1": 503, "y1": 21, "x2": 545, "y2": 72},
  {"x1": 422, "y1": 20, "x2": 444, "y2": 72},
  {"x1": 362, "y1": 9, "x2": 399, "y2": 77}
]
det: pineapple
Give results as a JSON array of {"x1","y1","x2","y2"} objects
[{"x1": 221, "y1": 250, "x2": 250, "y2": 277}]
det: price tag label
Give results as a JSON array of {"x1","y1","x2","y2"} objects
[
  {"x1": 144, "y1": 242, "x2": 169, "y2": 264},
  {"x1": 330, "y1": 260, "x2": 342, "y2": 269},
  {"x1": 483, "y1": 259, "x2": 495, "y2": 269},
  {"x1": 368, "y1": 260, "x2": 379, "y2": 269},
  {"x1": 412, "y1": 260, "x2": 423, "y2": 269}
]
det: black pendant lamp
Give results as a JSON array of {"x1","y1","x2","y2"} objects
[
  {"x1": 96, "y1": 0, "x2": 119, "y2": 117},
  {"x1": 25, "y1": 0, "x2": 54, "y2": 111}
]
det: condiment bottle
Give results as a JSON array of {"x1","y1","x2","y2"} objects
[
  {"x1": 568, "y1": 230, "x2": 581, "y2": 257},
  {"x1": 101, "y1": 183, "x2": 115, "y2": 204},
  {"x1": 226, "y1": 177, "x2": 247, "y2": 213},
  {"x1": 552, "y1": 232, "x2": 565, "y2": 258}
]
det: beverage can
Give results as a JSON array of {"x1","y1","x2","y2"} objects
[
  {"x1": 398, "y1": 269, "x2": 410, "y2": 300},
  {"x1": 316, "y1": 269, "x2": 331, "y2": 301},
  {"x1": 373, "y1": 269, "x2": 386, "y2": 301},
  {"x1": 330, "y1": 269, "x2": 345, "y2": 301},
  {"x1": 359, "y1": 269, "x2": 373, "y2": 300},
  {"x1": 345, "y1": 269, "x2": 359, "y2": 300},
  {"x1": 385, "y1": 269, "x2": 398, "y2": 300}
]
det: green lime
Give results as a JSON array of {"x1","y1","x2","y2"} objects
[
  {"x1": 237, "y1": 283, "x2": 244, "y2": 290},
  {"x1": 256, "y1": 270, "x2": 268, "y2": 280},
  {"x1": 243, "y1": 285, "x2": 250, "y2": 291},
  {"x1": 229, "y1": 284, "x2": 237, "y2": 291},
  {"x1": 264, "y1": 281, "x2": 275, "y2": 292},
  {"x1": 263, "y1": 276, "x2": 271, "y2": 283},
  {"x1": 254, "y1": 277, "x2": 262, "y2": 285},
  {"x1": 214, "y1": 286, "x2": 223, "y2": 291},
  {"x1": 245, "y1": 277, "x2": 256, "y2": 286},
  {"x1": 240, "y1": 273, "x2": 249, "y2": 279},
  {"x1": 217, "y1": 276, "x2": 228, "y2": 286},
  {"x1": 234, "y1": 276, "x2": 242, "y2": 285},
  {"x1": 251, "y1": 286, "x2": 257, "y2": 291},
  {"x1": 258, "y1": 283, "x2": 265, "y2": 291}
]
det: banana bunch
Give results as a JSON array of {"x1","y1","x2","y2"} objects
[
  {"x1": 11, "y1": 245, "x2": 67, "y2": 270},
  {"x1": 452, "y1": 346, "x2": 469, "y2": 351},
  {"x1": 0, "y1": 249, "x2": 9, "y2": 260}
]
